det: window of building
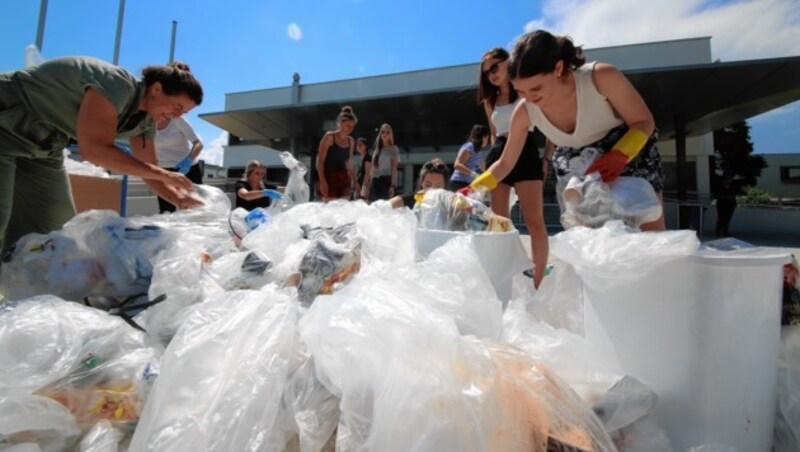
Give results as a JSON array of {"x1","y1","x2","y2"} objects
[{"x1": 780, "y1": 166, "x2": 800, "y2": 184}]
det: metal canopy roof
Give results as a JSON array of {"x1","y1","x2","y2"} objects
[{"x1": 201, "y1": 56, "x2": 800, "y2": 152}]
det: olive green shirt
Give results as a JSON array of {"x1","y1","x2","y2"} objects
[{"x1": 1, "y1": 56, "x2": 154, "y2": 153}]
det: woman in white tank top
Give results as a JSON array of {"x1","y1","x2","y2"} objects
[
  {"x1": 476, "y1": 47, "x2": 549, "y2": 289},
  {"x1": 468, "y1": 30, "x2": 666, "y2": 235}
]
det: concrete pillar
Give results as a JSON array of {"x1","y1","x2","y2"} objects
[
  {"x1": 695, "y1": 154, "x2": 711, "y2": 199},
  {"x1": 404, "y1": 163, "x2": 414, "y2": 194},
  {"x1": 674, "y1": 116, "x2": 689, "y2": 229}
]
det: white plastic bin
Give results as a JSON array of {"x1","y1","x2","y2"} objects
[
  {"x1": 415, "y1": 229, "x2": 530, "y2": 303},
  {"x1": 582, "y1": 248, "x2": 790, "y2": 451}
]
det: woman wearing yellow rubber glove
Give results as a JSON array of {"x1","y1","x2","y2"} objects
[{"x1": 470, "y1": 30, "x2": 666, "y2": 235}]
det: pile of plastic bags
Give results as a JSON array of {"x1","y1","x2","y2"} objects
[{"x1": 4, "y1": 148, "x2": 794, "y2": 452}]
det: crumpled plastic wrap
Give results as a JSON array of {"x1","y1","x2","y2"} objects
[
  {"x1": 0, "y1": 296, "x2": 160, "y2": 451},
  {"x1": 301, "y1": 237, "x2": 614, "y2": 451},
  {"x1": 549, "y1": 220, "x2": 700, "y2": 291},
  {"x1": 280, "y1": 151, "x2": 310, "y2": 206},
  {"x1": 556, "y1": 147, "x2": 662, "y2": 229},
  {"x1": 0, "y1": 185, "x2": 236, "y2": 307},
  {"x1": 503, "y1": 299, "x2": 672, "y2": 451},
  {"x1": 416, "y1": 189, "x2": 514, "y2": 232},
  {"x1": 559, "y1": 175, "x2": 662, "y2": 230},
  {"x1": 128, "y1": 288, "x2": 308, "y2": 452},
  {"x1": 0, "y1": 211, "x2": 172, "y2": 302},
  {"x1": 287, "y1": 224, "x2": 362, "y2": 306}
]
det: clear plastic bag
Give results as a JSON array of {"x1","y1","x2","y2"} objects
[
  {"x1": 416, "y1": 189, "x2": 514, "y2": 232},
  {"x1": 556, "y1": 147, "x2": 661, "y2": 229},
  {"x1": 300, "y1": 243, "x2": 614, "y2": 451},
  {"x1": 129, "y1": 288, "x2": 304, "y2": 452},
  {"x1": 0, "y1": 296, "x2": 159, "y2": 450},
  {"x1": 287, "y1": 224, "x2": 362, "y2": 306},
  {"x1": 559, "y1": 175, "x2": 662, "y2": 229},
  {"x1": 280, "y1": 151, "x2": 310, "y2": 206},
  {"x1": 549, "y1": 220, "x2": 700, "y2": 291}
]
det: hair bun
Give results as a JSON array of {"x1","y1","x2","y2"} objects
[
  {"x1": 341, "y1": 105, "x2": 353, "y2": 114},
  {"x1": 169, "y1": 61, "x2": 191, "y2": 72}
]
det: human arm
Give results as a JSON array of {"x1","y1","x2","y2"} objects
[
  {"x1": 173, "y1": 118, "x2": 204, "y2": 173},
  {"x1": 483, "y1": 102, "x2": 497, "y2": 145},
  {"x1": 389, "y1": 149, "x2": 399, "y2": 197},
  {"x1": 466, "y1": 102, "x2": 532, "y2": 193},
  {"x1": 348, "y1": 138, "x2": 359, "y2": 193},
  {"x1": 126, "y1": 124, "x2": 204, "y2": 209},
  {"x1": 236, "y1": 181, "x2": 283, "y2": 201},
  {"x1": 316, "y1": 134, "x2": 330, "y2": 196},
  {"x1": 453, "y1": 146, "x2": 477, "y2": 177},
  {"x1": 389, "y1": 195, "x2": 405, "y2": 209},
  {"x1": 77, "y1": 88, "x2": 200, "y2": 208},
  {"x1": 584, "y1": 63, "x2": 655, "y2": 182},
  {"x1": 176, "y1": 117, "x2": 204, "y2": 160}
]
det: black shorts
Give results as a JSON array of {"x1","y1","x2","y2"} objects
[{"x1": 484, "y1": 131, "x2": 543, "y2": 185}]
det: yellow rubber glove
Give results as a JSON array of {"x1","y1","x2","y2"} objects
[
  {"x1": 469, "y1": 170, "x2": 499, "y2": 191},
  {"x1": 614, "y1": 128, "x2": 650, "y2": 162}
]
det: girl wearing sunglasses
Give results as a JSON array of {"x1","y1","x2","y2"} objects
[
  {"x1": 468, "y1": 30, "x2": 667, "y2": 285},
  {"x1": 390, "y1": 158, "x2": 449, "y2": 209},
  {"x1": 475, "y1": 47, "x2": 549, "y2": 288}
]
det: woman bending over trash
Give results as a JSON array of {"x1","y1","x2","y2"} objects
[
  {"x1": 0, "y1": 57, "x2": 204, "y2": 254},
  {"x1": 462, "y1": 30, "x2": 667, "y2": 285}
]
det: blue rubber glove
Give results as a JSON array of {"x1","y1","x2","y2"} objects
[
  {"x1": 262, "y1": 189, "x2": 283, "y2": 200},
  {"x1": 176, "y1": 156, "x2": 193, "y2": 174}
]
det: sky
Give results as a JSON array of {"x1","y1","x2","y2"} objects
[{"x1": 1, "y1": 0, "x2": 799, "y2": 166}]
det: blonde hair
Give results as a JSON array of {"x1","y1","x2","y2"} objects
[
  {"x1": 372, "y1": 123, "x2": 395, "y2": 166},
  {"x1": 242, "y1": 160, "x2": 266, "y2": 188}
]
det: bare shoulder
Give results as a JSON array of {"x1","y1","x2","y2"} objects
[
  {"x1": 511, "y1": 100, "x2": 532, "y2": 128},
  {"x1": 592, "y1": 62, "x2": 630, "y2": 95}
]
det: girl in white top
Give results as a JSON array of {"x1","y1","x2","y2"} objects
[
  {"x1": 476, "y1": 47, "x2": 548, "y2": 289},
  {"x1": 154, "y1": 115, "x2": 204, "y2": 213},
  {"x1": 369, "y1": 123, "x2": 400, "y2": 201},
  {"x1": 470, "y1": 31, "x2": 666, "y2": 248}
]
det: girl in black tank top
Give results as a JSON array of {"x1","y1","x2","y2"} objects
[{"x1": 316, "y1": 106, "x2": 357, "y2": 201}]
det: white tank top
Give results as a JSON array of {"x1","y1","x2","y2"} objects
[
  {"x1": 491, "y1": 102, "x2": 515, "y2": 136},
  {"x1": 525, "y1": 62, "x2": 623, "y2": 148}
]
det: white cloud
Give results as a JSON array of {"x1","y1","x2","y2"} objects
[
  {"x1": 525, "y1": 0, "x2": 800, "y2": 60},
  {"x1": 199, "y1": 131, "x2": 227, "y2": 166},
  {"x1": 288, "y1": 23, "x2": 303, "y2": 41}
]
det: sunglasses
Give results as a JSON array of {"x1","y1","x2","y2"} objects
[
  {"x1": 482, "y1": 61, "x2": 503, "y2": 76},
  {"x1": 423, "y1": 162, "x2": 447, "y2": 173}
]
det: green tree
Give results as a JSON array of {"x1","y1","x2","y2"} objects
[{"x1": 712, "y1": 120, "x2": 767, "y2": 191}]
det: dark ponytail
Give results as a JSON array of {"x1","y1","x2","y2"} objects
[
  {"x1": 508, "y1": 30, "x2": 585, "y2": 80},
  {"x1": 142, "y1": 60, "x2": 203, "y2": 105},
  {"x1": 467, "y1": 124, "x2": 489, "y2": 149}
]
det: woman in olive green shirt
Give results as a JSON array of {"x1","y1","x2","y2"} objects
[{"x1": 0, "y1": 57, "x2": 204, "y2": 255}]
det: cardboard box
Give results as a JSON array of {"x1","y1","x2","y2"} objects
[{"x1": 68, "y1": 174, "x2": 123, "y2": 214}]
